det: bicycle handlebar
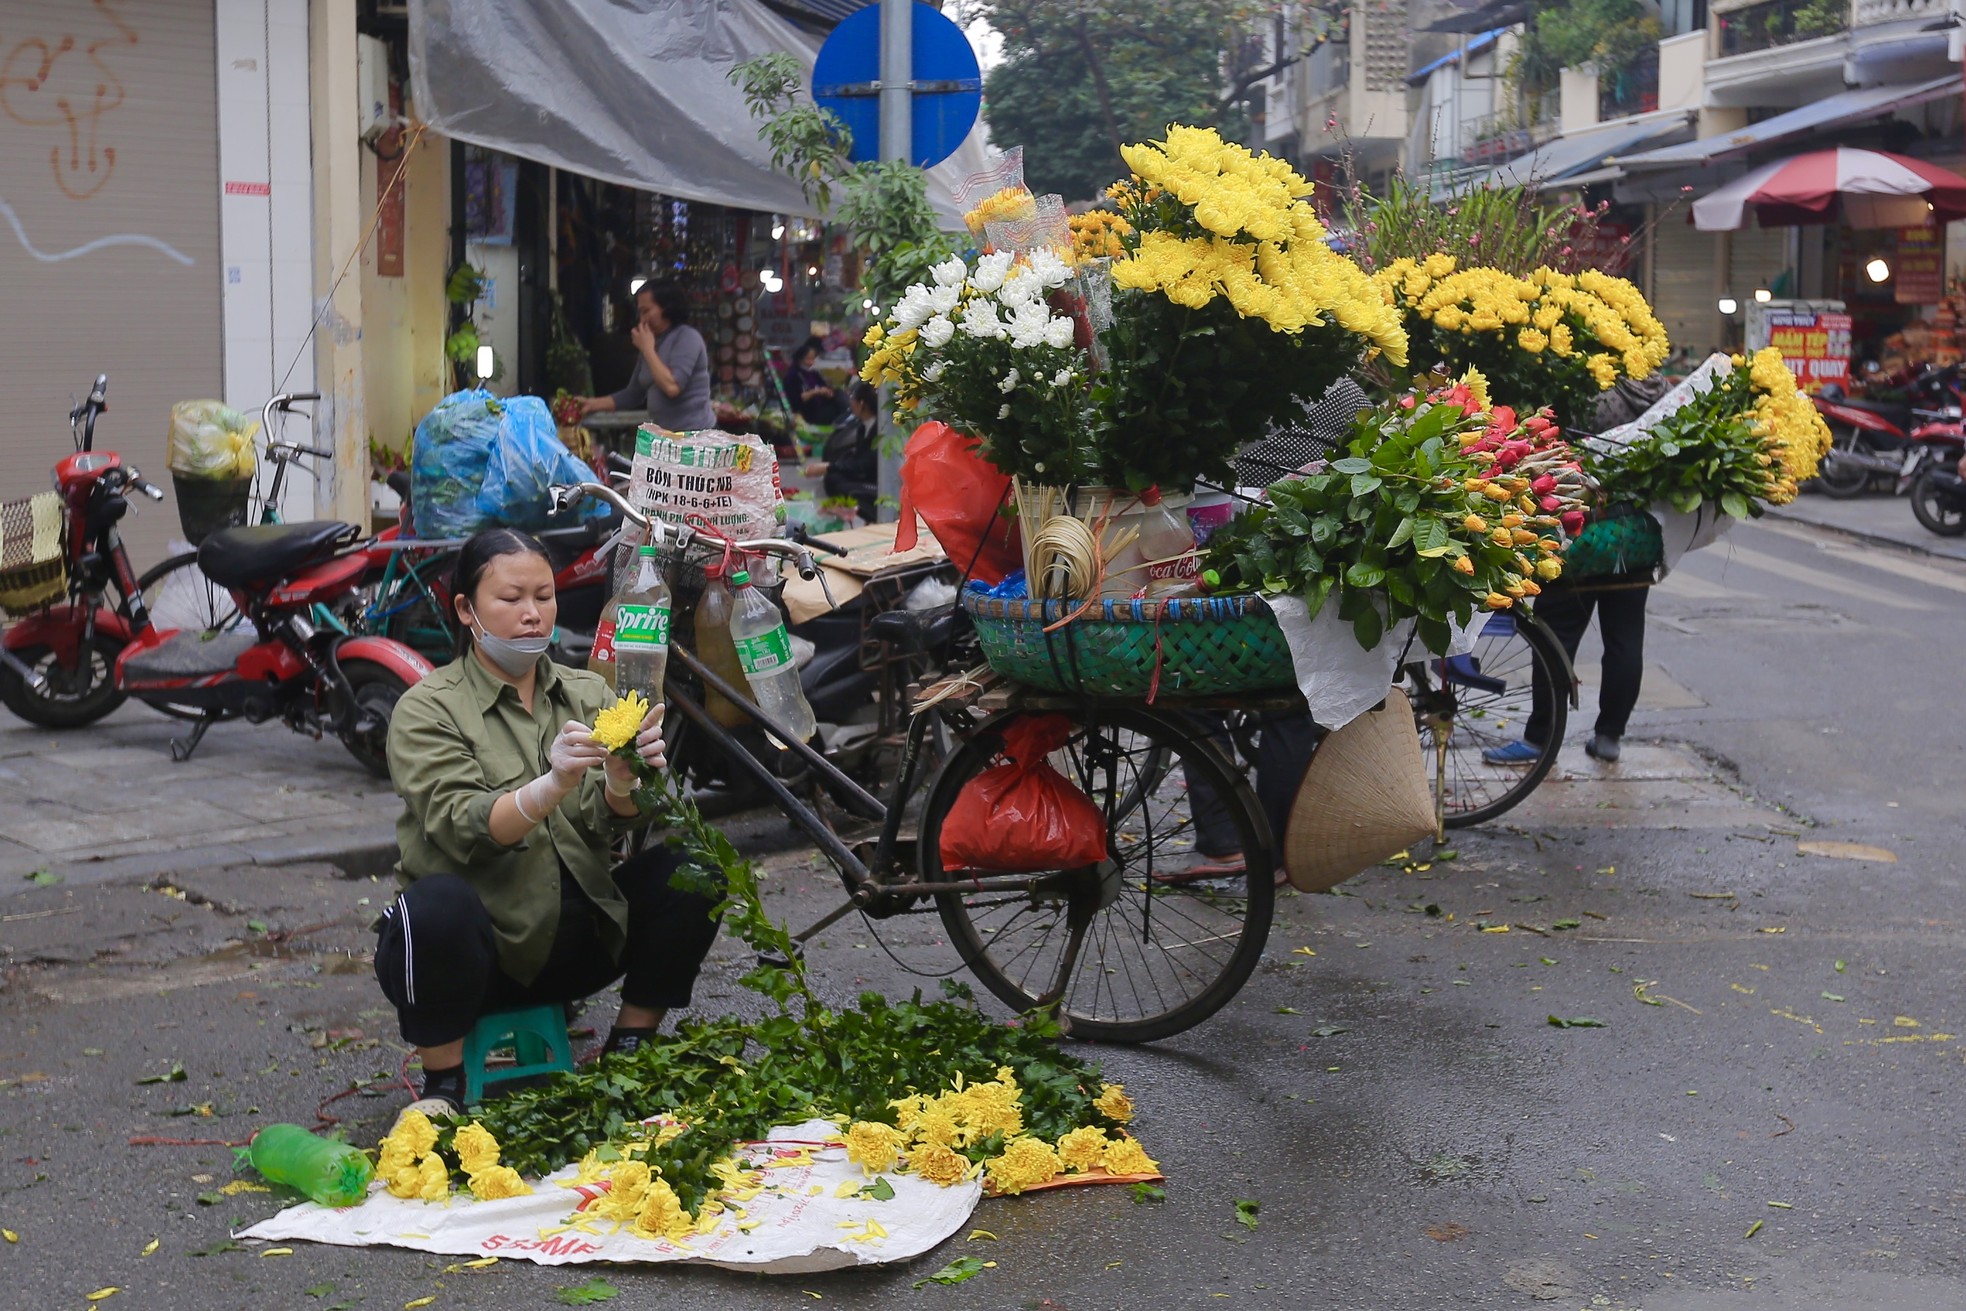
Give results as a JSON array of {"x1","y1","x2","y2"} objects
[{"x1": 549, "y1": 481, "x2": 828, "y2": 581}]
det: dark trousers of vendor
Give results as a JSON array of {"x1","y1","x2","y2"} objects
[
  {"x1": 1188, "y1": 710, "x2": 1321, "y2": 865},
  {"x1": 1525, "y1": 577, "x2": 1650, "y2": 747},
  {"x1": 373, "y1": 846, "x2": 720, "y2": 1048}
]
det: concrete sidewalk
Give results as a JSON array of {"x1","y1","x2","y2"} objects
[
  {"x1": 1768, "y1": 488, "x2": 1966, "y2": 561},
  {"x1": 0, "y1": 702, "x2": 400, "y2": 887}
]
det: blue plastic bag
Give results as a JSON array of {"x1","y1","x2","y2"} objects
[{"x1": 410, "y1": 390, "x2": 601, "y2": 539}]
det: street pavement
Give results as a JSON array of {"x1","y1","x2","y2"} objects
[
  {"x1": 3, "y1": 515, "x2": 1964, "y2": 1309},
  {"x1": 1768, "y1": 485, "x2": 1966, "y2": 563}
]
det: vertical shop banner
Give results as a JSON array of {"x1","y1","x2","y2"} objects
[
  {"x1": 1896, "y1": 226, "x2": 1943, "y2": 305},
  {"x1": 1763, "y1": 308, "x2": 1853, "y2": 392},
  {"x1": 375, "y1": 84, "x2": 406, "y2": 277}
]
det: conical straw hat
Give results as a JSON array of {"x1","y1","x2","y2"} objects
[{"x1": 1284, "y1": 688, "x2": 1436, "y2": 893}]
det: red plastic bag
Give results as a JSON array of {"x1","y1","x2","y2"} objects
[
  {"x1": 939, "y1": 715, "x2": 1110, "y2": 872},
  {"x1": 896, "y1": 421, "x2": 1020, "y2": 585}
]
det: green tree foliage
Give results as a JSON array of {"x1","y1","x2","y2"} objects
[
  {"x1": 1515, "y1": 0, "x2": 1659, "y2": 99},
  {"x1": 973, "y1": 0, "x2": 1344, "y2": 202}
]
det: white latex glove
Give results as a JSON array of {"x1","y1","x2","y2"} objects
[
  {"x1": 548, "y1": 719, "x2": 609, "y2": 787},
  {"x1": 603, "y1": 703, "x2": 668, "y2": 796},
  {"x1": 515, "y1": 720, "x2": 608, "y2": 825}
]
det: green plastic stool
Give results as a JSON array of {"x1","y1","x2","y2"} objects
[{"x1": 461, "y1": 1005, "x2": 575, "y2": 1106}]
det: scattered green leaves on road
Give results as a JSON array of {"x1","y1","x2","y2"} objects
[
  {"x1": 1234, "y1": 1199, "x2": 1261, "y2": 1231},
  {"x1": 1821, "y1": 992, "x2": 1846, "y2": 1003},
  {"x1": 1548, "y1": 1016, "x2": 1606, "y2": 1029},
  {"x1": 1275, "y1": 1006, "x2": 1301, "y2": 1015},
  {"x1": 136, "y1": 1063, "x2": 186, "y2": 1086},
  {"x1": 1310, "y1": 1025, "x2": 1350, "y2": 1038},
  {"x1": 555, "y1": 1277, "x2": 620, "y2": 1305},
  {"x1": 1834, "y1": 960, "x2": 1846, "y2": 973},
  {"x1": 1744, "y1": 1220, "x2": 1764, "y2": 1239},
  {"x1": 1130, "y1": 1183, "x2": 1165, "y2": 1204},
  {"x1": 914, "y1": 1256, "x2": 991, "y2": 1288},
  {"x1": 1552, "y1": 919, "x2": 1581, "y2": 930},
  {"x1": 23, "y1": 870, "x2": 60, "y2": 886}
]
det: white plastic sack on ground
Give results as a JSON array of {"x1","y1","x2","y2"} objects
[{"x1": 237, "y1": 1120, "x2": 979, "y2": 1274}]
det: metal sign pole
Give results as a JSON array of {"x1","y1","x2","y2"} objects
[{"x1": 874, "y1": 0, "x2": 913, "y2": 521}]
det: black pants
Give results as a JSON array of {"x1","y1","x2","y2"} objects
[
  {"x1": 1187, "y1": 710, "x2": 1320, "y2": 859},
  {"x1": 373, "y1": 846, "x2": 721, "y2": 1048},
  {"x1": 1526, "y1": 579, "x2": 1650, "y2": 745}
]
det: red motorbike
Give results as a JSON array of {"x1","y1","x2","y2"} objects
[
  {"x1": 1811, "y1": 364, "x2": 1963, "y2": 498},
  {"x1": 0, "y1": 375, "x2": 430, "y2": 774}
]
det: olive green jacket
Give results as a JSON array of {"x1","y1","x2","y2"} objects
[{"x1": 386, "y1": 653, "x2": 649, "y2": 984}]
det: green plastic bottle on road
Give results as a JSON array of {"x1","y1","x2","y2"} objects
[{"x1": 248, "y1": 1124, "x2": 375, "y2": 1208}]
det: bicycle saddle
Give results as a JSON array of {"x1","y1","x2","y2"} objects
[
  {"x1": 869, "y1": 604, "x2": 965, "y2": 653},
  {"x1": 198, "y1": 521, "x2": 358, "y2": 590}
]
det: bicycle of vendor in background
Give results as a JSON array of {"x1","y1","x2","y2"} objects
[{"x1": 551, "y1": 479, "x2": 1278, "y2": 1045}]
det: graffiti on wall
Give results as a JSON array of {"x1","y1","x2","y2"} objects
[
  {"x1": 0, "y1": 1, "x2": 192, "y2": 265},
  {"x1": 0, "y1": 0, "x2": 139, "y2": 201}
]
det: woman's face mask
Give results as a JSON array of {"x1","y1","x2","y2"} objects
[{"x1": 461, "y1": 552, "x2": 557, "y2": 677}]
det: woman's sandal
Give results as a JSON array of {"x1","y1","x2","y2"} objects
[{"x1": 1151, "y1": 854, "x2": 1249, "y2": 886}]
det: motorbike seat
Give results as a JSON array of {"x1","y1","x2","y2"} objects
[
  {"x1": 198, "y1": 521, "x2": 358, "y2": 590},
  {"x1": 869, "y1": 604, "x2": 963, "y2": 654},
  {"x1": 1831, "y1": 398, "x2": 1911, "y2": 434}
]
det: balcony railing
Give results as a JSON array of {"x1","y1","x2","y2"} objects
[
  {"x1": 1855, "y1": 0, "x2": 1943, "y2": 24},
  {"x1": 1717, "y1": 0, "x2": 1850, "y2": 58},
  {"x1": 1600, "y1": 46, "x2": 1660, "y2": 119}
]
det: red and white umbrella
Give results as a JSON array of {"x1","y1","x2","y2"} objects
[{"x1": 1693, "y1": 148, "x2": 1966, "y2": 231}]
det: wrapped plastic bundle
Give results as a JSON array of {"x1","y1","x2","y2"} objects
[
  {"x1": 168, "y1": 401, "x2": 259, "y2": 480},
  {"x1": 411, "y1": 389, "x2": 602, "y2": 539}
]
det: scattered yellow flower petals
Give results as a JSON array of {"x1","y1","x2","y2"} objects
[
  {"x1": 406, "y1": 1298, "x2": 437, "y2": 1310},
  {"x1": 967, "y1": 1229, "x2": 998, "y2": 1241},
  {"x1": 259, "y1": 1248, "x2": 293, "y2": 1258},
  {"x1": 1291, "y1": 946, "x2": 1317, "y2": 957},
  {"x1": 87, "y1": 1290, "x2": 120, "y2": 1302},
  {"x1": 140, "y1": 1239, "x2": 159, "y2": 1257},
  {"x1": 3, "y1": 1228, "x2": 16, "y2": 1242},
  {"x1": 219, "y1": 1180, "x2": 270, "y2": 1196}
]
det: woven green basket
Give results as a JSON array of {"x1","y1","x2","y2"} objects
[{"x1": 961, "y1": 591, "x2": 1295, "y2": 697}]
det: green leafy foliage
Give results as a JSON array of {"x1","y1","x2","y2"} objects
[
  {"x1": 1235, "y1": 1197, "x2": 1261, "y2": 1230},
  {"x1": 1583, "y1": 364, "x2": 1770, "y2": 518},
  {"x1": 914, "y1": 1255, "x2": 991, "y2": 1288},
  {"x1": 554, "y1": 1276, "x2": 620, "y2": 1305},
  {"x1": 1201, "y1": 395, "x2": 1562, "y2": 652},
  {"x1": 1342, "y1": 175, "x2": 1615, "y2": 280}
]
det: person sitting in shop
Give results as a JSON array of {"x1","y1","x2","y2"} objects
[
  {"x1": 782, "y1": 336, "x2": 846, "y2": 426},
  {"x1": 575, "y1": 282, "x2": 714, "y2": 431},
  {"x1": 813, "y1": 381, "x2": 881, "y2": 523}
]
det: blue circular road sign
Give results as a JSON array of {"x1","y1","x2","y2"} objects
[{"x1": 813, "y1": 2, "x2": 982, "y2": 169}]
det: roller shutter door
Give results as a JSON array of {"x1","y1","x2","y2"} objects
[{"x1": 0, "y1": 1, "x2": 222, "y2": 567}]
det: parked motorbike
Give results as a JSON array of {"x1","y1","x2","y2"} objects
[
  {"x1": 0, "y1": 376, "x2": 431, "y2": 774},
  {"x1": 1811, "y1": 365, "x2": 1963, "y2": 498},
  {"x1": 1907, "y1": 427, "x2": 1966, "y2": 536}
]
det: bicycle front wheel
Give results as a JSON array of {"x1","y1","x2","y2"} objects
[
  {"x1": 923, "y1": 706, "x2": 1275, "y2": 1044},
  {"x1": 1409, "y1": 609, "x2": 1569, "y2": 828}
]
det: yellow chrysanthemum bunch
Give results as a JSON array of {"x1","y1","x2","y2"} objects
[
  {"x1": 1741, "y1": 347, "x2": 1831, "y2": 501},
  {"x1": 1067, "y1": 209, "x2": 1131, "y2": 264},
  {"x1": 377, "y1": 1109, "x2": 451, "y2": 1203},
  {"x1": 963, "y1": 185, "x2": 1037, "y2": 240},
  {"x1": 858, "y1": 323, "x2": 918, "y2": 393},
  {"x1": 453, "y1": 1122, "x2": 533, "y2": 1201},
  {"x1": 1108, "y1": 127, "x2": 1407, "y2": 364},
  {"x1": 591, "y1": 690, "x2": 649, "y2": 752},
  {"x1": 858, "y1": 1071, "x2": 1151, "y2": 1195}
]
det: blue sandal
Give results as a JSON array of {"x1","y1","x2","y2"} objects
[{"x1": 1481, "y1": 739, "x2": 1543, "y2": 765}]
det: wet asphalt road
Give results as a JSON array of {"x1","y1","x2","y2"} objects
[{"x1": 2, "y1": 513, "x2": 1962, "y2": 1310}]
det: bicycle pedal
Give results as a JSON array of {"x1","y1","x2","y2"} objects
[{"x1": 754, "y1": 943, "x2": 805, "y2": 970}]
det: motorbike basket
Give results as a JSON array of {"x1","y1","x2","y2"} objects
[
  {"x1": 172, "y1": 472, "x2": 254, "y2": 546},
  {"x1": 0, "y1": 491, "x2": 68, "y2": 617}
]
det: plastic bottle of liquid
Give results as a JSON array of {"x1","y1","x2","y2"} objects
[
  {"x1": 611, "y1": 544, "x2": 672, "y2": 705},
  {"x1": 727, "y1": 569, "x2": 816, "y2": 747},
  {"x1": 1134, "y1": 487, "x2": 1199, "y2": 596},
  {"x1": 588, "y1": 526, "x2": 665, "y2": 690},
  {"x1": 249, "y1": 1124, "x2": 375, "y2": 1208},
  {"x1": 693, "y1": 565, "x2": 753, "y2": 727}
]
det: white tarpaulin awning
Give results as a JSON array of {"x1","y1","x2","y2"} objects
[
  {"x1": 1609, "y1": 76, "x2": 1960, "y2": 171},
  {"x1": 407, "y1": 0, "x2": 991, "y2": 225}
]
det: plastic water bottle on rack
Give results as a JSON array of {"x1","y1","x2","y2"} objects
[
  {"x1": 727, "y1": 569, "x2": 816, "y2": 747},
  {"x1": 611, "y1": 544, "x2": 672, "y2": 704},
  {"x1": 1134, "y1": 486, "x2": 1199, "y2": 596},
  {"x1": 694, "y1": 563, "x2": 752, "y2": 727}
]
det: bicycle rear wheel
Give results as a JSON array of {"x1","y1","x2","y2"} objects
[
  {"x1": 923, "y1": 706, "x2": 1274, "y2": 1043},
  {"x1": 1408, "y1": 609, "x2": 1568, "y2": 828}
]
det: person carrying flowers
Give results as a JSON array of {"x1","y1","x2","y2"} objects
[{"x1": 375, "y1": 528, "x2": 719, "y2": 1123}]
